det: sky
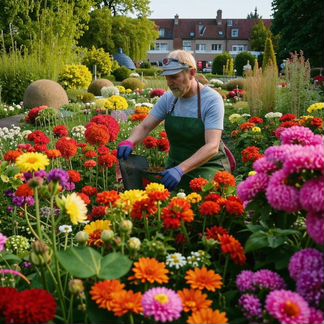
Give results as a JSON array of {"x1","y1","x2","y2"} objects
[{"x1": 149, "y1": 0, "x2": 273, "y2": 19}]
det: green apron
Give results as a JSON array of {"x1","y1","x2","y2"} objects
[{"x1": 164, "y1": 81, "x2": 230, "y2": 192}]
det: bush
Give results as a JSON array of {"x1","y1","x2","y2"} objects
[
  {"x1": 105, "y1": 75, "x2": 116, "y2": 82},
  {"x1": 121, "y1": 77, "x2": 145, "y2": 90},
  {"x1": 82, "y1": 46, "x2": 113, "y2": 77},
  {"x1": 88, "y1": 79, "x2": 114, "y2": 96},
  {"x1": 224, "y1": 79, "x2": 245, "y2": 91},
  {"x1": 234, "y1": 52, "x2": 256, "y2": 76},
  {"x1": 112, "y1": 66, "x2": 131, "y2": 81},
  {"x1": 58, "y1": 65, "x2": 92, "y2": 90},
  {"x1": 35, "y1": 107, "x2": 59, "y2": 126},
  {"x1": 140, "y1": 61, "x2": 151, "y2": 68},
  {"x1": 80, "y1": 92, "x2": 96, "y2": 103},
  {"x1": 212, "y1": 52, "x2": 232, "y2": 75},
  {"x1": 62, "y1": 103, "x2": 84, "y2": 112},
  {"x1": 136, "y1": 68, "x2": 161, "y2": 76}
]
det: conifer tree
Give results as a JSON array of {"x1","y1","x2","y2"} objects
[{"x1": 262, "y1": 37, "x2": 277, "y2": 70}]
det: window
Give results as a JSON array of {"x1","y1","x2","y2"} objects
[
  {"x1": 155, "y1": 42, "x2": 168, "y2": 51},
  {"x1": 159, "y1": 28, "x2": 165, "y2": 37},
  {"x1": 196, "y1": 44, "x2": 207, "y2": 51},
  {"x1": 183, "y1": 40, "x2": 192, "y2": 51},
  {"x1": 218, "y1": 31, "x2": 224, "y2": 36},
  {"x1": 231, "y1": 29, "x2": 239, "y2": 37},
  {"x1": 232, "y1": 45, "x2": 246, "y2": 52},
  {"x1": 199, "y1": 24, "x2": 206, "y2": 36},
  {"x1": 227, "y1": 20, "x2": 233, "y2": 27},
  {"x1": 212, "y1": 44, "x2": 222, "y2": 51}
]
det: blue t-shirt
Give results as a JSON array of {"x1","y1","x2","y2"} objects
[{"x1": 150, "y1": 86, "x2": 224, "y2": 130}]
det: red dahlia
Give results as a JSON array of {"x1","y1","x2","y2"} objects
[
  {"x1": 90, "y1": 115, "x2": 120, "y2": 142},
  {"x1": 56, "y1": 137, "x2": 78, "y2": 159},
  {"x1": 53, "y1": 125, "x2": 69, "y2": 137},
  {"x1": 199, "y1": 201, "x2": 221, "y2": 217},
  {"x1": 85, "y1": 123, "x2": 110, "y2": 146}
]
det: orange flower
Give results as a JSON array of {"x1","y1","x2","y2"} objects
[
  {"x1": 189, "y1": 178, "x2": 209, "y2": 192},
  {"x1": 56, "y1": 137, "x2": 78, "y2": 159},
  {"x1": 187, "y1": 308, "x2": 228, "y2": 324},
  {"x1": 225, "y1": 200, "x2": 244, "y2": 217},
  {"x1": 110, "y1": 290, "x2": 143, "y2": 317},
  {"x1": 131, "y1": 113, "x2": 148, "y2": 121},
  {"x1": 4, "y1": 150, "x2": 22, "y2": 162},
  {"x1": 199, "y1": 201, "x2": 221, "y2": 217},
  {"x1": 84, "y1": 160, "x2": 97, "y2": 168},
  {"x1": 185, "y1": 267, "x2": 223, "y2": 292},
  {"x1": 214, "y1": 171, "x2": 236, "y2": 187},
  {"x1": 85, "y1": 123, "x2": 110, "y2": 146},
  {"x1": 96, "y1": 191, "x2": 120, "y2": 206},
  {"x1": 46, "y1": 149, "x2": 62, "y2": 159},
  {"x1": 178, "y1": 289, "x2": 212, "y2": 313},
  {"x1": 130, "y1": 257, "x2": 169, "y2": 284},
  {"x1": 218, "y1": 234, "x2": 246, "y2": 265},
  {"x1": 242, "y1": 146, "x2": 263, "y2": 164},
  {"x1": 240, "y1": 122, "x2": 255, "y2": 131},
  {"x1": 90, "y1": 280, "x2": 125, "y2": 310},
  {"x1": 131, "y1": 198, "x2": 158, "y2": 220}
]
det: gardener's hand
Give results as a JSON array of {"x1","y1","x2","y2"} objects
[
  {"x1": 117, "y1": 140, "x2": 134, "y2": 160},
  {"x1": 161, "y1": 166, "x2": 184, "y2": 191}
]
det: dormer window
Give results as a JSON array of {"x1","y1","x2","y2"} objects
[
  {"x1": 227, "y1": 20, "x2": 233, "y2": 27},
  {"x1": 190, "y1": 32, "x2": 195, "y2": 38},
  {"x1": 199, "y1": 24, "x2": 206, "y2": 36},
  {"x1": 231, "y1": 29, "x2": 239, "y2": 37},
  {"x1": 218, "y1": 31, "x2": 224, "y2": 36}
]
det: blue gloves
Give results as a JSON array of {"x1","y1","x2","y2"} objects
[
  {"x1": 117, "y1": 140, "x2": 134, "y2": 160},
  {"x1": 161, "y1": 166, "x2": 184, "y2": 191}
]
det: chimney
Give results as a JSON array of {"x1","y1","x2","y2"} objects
[
  {"x1": 174, "y1": 14, "x2": 179, "y2": 25},
  {"x1": 216, "y1": 9, "x2": 222, "y2": 25}
]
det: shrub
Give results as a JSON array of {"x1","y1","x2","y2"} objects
[
  {"x1": 112, "y1": 66, "x2": 131, "y2": 81},
  {"x1": 66, "y1": 88, "x2": 88, "y2": 103},
  {"x1": 35, "y1": 107, "x2": 59, "y2": 126},
  {"x1": 136, "y1": 68, "x2": 162, "y2": 77},
  {"x1": 82, "y1": 46, "x2": 113, "y2": 77},
  {"x1": 263, "y1": 37, "x2": 277, "y2": 70},
  {"x1": 58, "y1": 65, "x2": 92, "y2": 90},
  {"x1": 224, "y1": 79, "x2": 245, "y2": 91},
  {"x1": 105, "y1": 74, "x2": 116, "y2": 82},
  {"x1": 80, "y1": 92, "x2": 96, "y2": 103},
  {"x1": 121, "y1": 77, "x2": 145, "y2": 90},
  {"x1": 234, "y1": 52, "x2": 256, "y2": 76},
  {"x1": 212, "y1": 52, "x2": 232, "y2": 75},
  {"x1": 88, "y1": 79, "x2": 114, "y2": 96},
  {"x1": 61, "y1": 103, "x2": 84, "y2": 112},
  {"x1": 140, "y1": 61, "x2": 151, "y2": 68}
]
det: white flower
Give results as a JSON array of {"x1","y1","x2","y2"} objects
[
  {"x1": 241, "y1": 113, "x2": 251, "y2": 118},
  {"x1": 177, "y1": 192, "x2": 186, "y2": 198},
  {"x1": 209, "y1": 78, "x2": 224, "y2": 87},
  {"x1": 264, "y1": 112, "x2": 283, "y2": 119},
  {"x1": 59, "y1": 225, "x2": 72, "y2": 233},
  {"x1": 166, "y1": 252, "x2": 187, "y2": 269},
  {"x1": 101, "y1": 86, "x2": 120, "y2": 98},
  {"x1": 130, "y1": 72, "x2": 140, "y2": 78}
]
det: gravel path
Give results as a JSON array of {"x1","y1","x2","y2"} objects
[{"x1": 0, "y1": 114, "x2": 24, "y2": 128}]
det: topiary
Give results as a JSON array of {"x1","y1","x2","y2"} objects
[
  {"x1": 82, "y1": 46, "x2": 113, "y2": 77},
  {"x1": 224, "y1": 79, "x2": 245, "y2": 91},
  {"x1": 121, "y1": 77, "x2": 145, "y2": 91},
  {"x1": 80, "y1": 92, "x2": 96, "y2": 103},
  {"x1": 23, "y1": 79, "x2": 69, "y2": 109},
  {"x1": 88, "y1": 79, "x2": 114, "y2": 96},
  {"x1": 234, "y1": 52, "x2": 256, "y2": 76},
  {"x1": 112, "y1": 66, "x2": 131, "y2": 81},
  {"x1": 212, "y1": 52, "x2": 232, "y2": 75},
  {"x1": 58, "y1": 65, "x2": 92, "y2": 90}
]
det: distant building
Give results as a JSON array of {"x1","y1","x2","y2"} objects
[{"x1": 148, "y1": 10, "x2": 271, "y2": 71}]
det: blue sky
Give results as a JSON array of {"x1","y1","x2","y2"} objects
[{"x1": 149, "y1": 0, "x2": 273, "y2": 19}]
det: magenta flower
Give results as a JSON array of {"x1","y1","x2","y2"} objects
[
  {"x1": 309, "y1": 307, "x2": 324, "y2": 324},
  {"x1": 264, "y1": 144, "x2": 302, "y2": 164},
  {"x1": 239, "y1": 294, "x2": 262, "y2": 320},
  {"x1": 306, "y1": 212, "x2": 324, "y2": 245},
  {"x1": 236, "y1": 271, "x2": 255, "y2": 292},
  {"x1": 280, "y1": 126, "x2": 322, "y2": 146},
  {"x1": 265, "y1": 290, "x2": 310, "y2": 324},
  {"x1": 299, "y1": 178, "x2": 324, "y2": 213},
  {"x1": 253, "y1": 157, "x2": 278, "y2": 174},
  {"x1": 142, "y1": 287, "x2": 182, "y2": 322},
  {"x1": 0, "y1": 233, "x2": 7, "y2": 252},
  {"x1": 237, "y1": 173, "x2": 269, "y2": 202},
  {"x1": 253, "y1": 269, "x2": 286, "y2": 291}
]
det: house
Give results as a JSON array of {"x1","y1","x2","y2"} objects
[{"x1": 148, "y1": 10, "x2": 271, "y2": 71}]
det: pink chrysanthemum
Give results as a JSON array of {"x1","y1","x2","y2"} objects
[
  {"x1": 253, "y1": 269, "x2": 286, "y2": 291},
  {"x1": 299, "y1": 178, "x2": 324, "y2": 213},
  {"x1": 280, "y1": 126, "x2": 323, "y2": 146},
  {"x1": 306, "y1": 212, "x2": 324, "y2": 245},
  {"x1": 236, "y1": 271, "x2": 255, "y2": 292},
  {"x1": 237, "y1": 173, "x2": 269, "y2": 202},
  {"x1": 142, "y1": 287, "x2": 183, "y2": 322},
  {"x1": 239, "y1": 294, "x2": 262, "y2": 320},
  {"x1": 265, "y1": 290, "x2": 310, "y2": 324},
  {"x1": 253, "y1": 157, "x2": 278, "y2": 174},
  {"x1": 309, "y1": 307, "x2": 324, "y2": 324},
  {"x1": 0, "y1": 233, "x2": 7, "y2": 252},
  {"x1": 264, "y1": 144, "x2": 302, "y2": 164},
  {"x1": 266, "y1": 170, "x2": 301, "y2": 213}
]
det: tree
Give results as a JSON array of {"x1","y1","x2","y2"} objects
[
  {"x1": 262, "y1": 37, "x2": 277, "y2": 70},
  {"x1": 250, "y1": 20, "x2": 272, "y2": 51},
  {"x1": 212, "y1": 52, "x2": 232, "y2": 75},
  {"x1": 234, "y1": 52, "x2": 256, "y2": 76},
  {"x1": 247, "y1": 7, "x2": 262, "y2": 19},
  {"x1": 93, "y1": 0, "x2": 151, "y2": 17},
  {"x1": 271, "y1": 0, "x2": 324, "y2": 67}
]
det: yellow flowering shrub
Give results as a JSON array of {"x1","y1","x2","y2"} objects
[
  {"x1": 307, "y1": 102, "x2": 324, "y2": 114},
  {"x1": 116, "y1": 85, "x2": 126, "y2": 94},
  {"x1": 58, "y1": 65, "x2": 92, "y2": 90},
  {"x1": 104, "y1": 95, "x2": 128, "y2": 111},
  {"x1": 135, "y1": 106, "x2": 151, "y2": 114}
]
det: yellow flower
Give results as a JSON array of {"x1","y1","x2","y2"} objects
[
  {"x1": 307, "y1": 102, "x2": 324, "y2": 114},
  {"x1": 95, "y1": 98, "x2": 109, "y2": 109},
  {"x1": 251, "y1": 127, "x2": 261, "y2": 133},
  {"x1": 116, "y1": 85, "x2": 126, "y2": 94},
  {"x1": 126, "y1": 88, "x2": 132, "y2": 94},
  {"x1": 145, "y1": 183, "x2": 166, "y2": 193},
  {"x1": 186, "y1": 192, "x2": 202, "y2": 204},
  {"x1": 248, "y1": 171, "x2": 257, "y2": 176},
  {"x1": 117, "y1": 190, "x2": 147, "y2": 214},
  {"x1": 61, "y1": 193, "x2": 88, "y2": 225},
  {"x1": 15, "y1": 152, "x2": 50, "y2": 172},
  {"x1": 105, "y1": 95, "x2": 128, "y2": 111},
  {"x1": 135, "y1": 106, "x2": 151, "y2": 114},
  {"x1": 228, "y1": 114, "x2": 242, "y2": 124},
  {"x1": 84, "y1": 220, "x2": 112, "y2": 235}
]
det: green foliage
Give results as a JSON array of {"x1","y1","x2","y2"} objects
[
  {"x1": 225, "y1": 79, "x2": 245, "y2": 91},
  {"x1": 250, "y1": 20, "x2": 272, "y2": 51},
  {"x1": 136, "y1": 68, "x2": 161, "y2": 76},
  {"x1": 35, "y1": 107, "x2": 59, "y2": 127},
  {"x1": 82, "y1": 47, "x2": 113, "y2": 77},
  {"x1": 58, "y1": 65, "x2": 93, "y2": 90},
  {"x1": 121, "y1": 77, "x2": 145, "y2": 90},
  {"x1": 212, "y1": 52, "x2": 232, "y2": 75},
  {"x1": 140, "y1": 61, "x2": 151, "y2": 68},
  {"x1": 246, "y1": 7, "x2": 262, "y2": 19},
  {"x1": 223, "y1": 58, "x2": 235, "y2": 77},
  {"x1": 80, "y1": 92, "x2": 96, "y2": 103},
  {"x1": 271, "y1": 0, "x2": 324, "y2": 67},
  {"x1": 112, "y1": 66, "x2": 131, "y2": 81},
  {"x1": 61, "y1": 102, "x2": 84, "y2": 112},
  {"x1": 263, "y1": 37, "x2": 277, "y2": 70},
  {"x1": 66, "y1": 88, "x2": 88, "y2": 103},
  {"x1": 234, "y1": 52, "x2": 256, "y2": 76}
]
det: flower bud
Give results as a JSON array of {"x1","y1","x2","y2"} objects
[
  {"x1": 28, "y1": 176, "x2": 44, "y2": 189},
  {"x1": 101, "y1": 229, "x2": 115, "y2": 243},
  {"x1": 177, "y1": 192, "x2": 186, "y2": 198},
  {"x1": 30, "y1": 240, "x2": 52, "y2": 266},
  {"x1": 202, "y1": 237, "x2": 217, "y2": 249},
  {"x1": 120, "y1": 220, "x2": 133, "y2": 234},
  {"x1": 32, "y1": 240, "x2": 49, "y2": 255},
  {"x1": 128, "y1": 237, "x2": 141, "y2": 251},
  {"x1": 68, "y1": 279, "x2": 84, "y2": 295},
  {"x1": 75, "y1": 231, "x2": 89, "y2": 245}
]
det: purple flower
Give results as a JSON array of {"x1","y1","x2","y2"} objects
[
  {"x1": 306, "y1": 212, "x2": 324, "y2": 245},
  {"x1": 299, "y1": 177, "x2": 324, "y2": 213},
  {"x1": 266, "y1": 170, "x2": 301, "y2": 213},
  {"x1": 239, "y1": 294, "x2": 262, "y2": 320},
  {"x1": 7, "y1": 206, "x2": 14, "y2": 213},
  {"x1": 34, "y1": 170, "x2": 48, "y2": 178},
  {"x1": 23, "y1": 172, "x2": 33, "y2": 181},
  {"x1": 64, "y1": 181, "x2": 76, "y2": 191},
  {"x1": 142, "y1": 287, "x2": 182, "y2": 322},
  {"x1": 5, "y1": 190, "x2": 14, "y2": 198},
  {"x1": 253, "y1": 157, "x2": 278, "y2": 174},
  {"x1": 236, "y1": 271, "x2": 255, "y2": 292},
  {"x1": 309, "y1": 307, "x2": 324, "y2": 324},
  {"x1": 280, "y1": 126, "x2": 321, "y2": 146},
  {"x1": 0, "y1": 233, "x2": 8, "y2": 252},
  {"x1": 47, "y1": 169, "x2": 69, "y2": 188},
  {"x1": 289, "y1": 248, "x2": 324, "y2": 281},
  {"x1": 237, "y1": 173, "x2": 269, "y2": 202},
  {"x1": 12, "y1": 195, "x2": 35, "y2": 207},
  {"x1": 296, "y1": 269, "x2": 324, "y2": 307},
  {"x1": 265, "y1": 290, "x2": 310, "y2": 324},
  {"x1": 253, "y1": 269, "x2": 286, "y2": 291}
]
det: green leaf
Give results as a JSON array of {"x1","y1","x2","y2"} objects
[
  {"x1": 57, "y1": 247, "x2": 101, "y2": 278},
  {"x1": 245, "y1": 232, "x2": 268, "y2": 253},
  {"x1": 0, "y1": 253, "x2": 21, "y2": 263},
  {"x1": 267, "y1": 235, "x2": 285, "y2": 248},
  {"x1": 98, "y1": 253, "x2": 132, "y2": 280},
  {"x1": 245, "y1": 224, "x2": 264, "y2": 233}
]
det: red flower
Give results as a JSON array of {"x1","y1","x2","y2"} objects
[
  {"x1": 189, "y1": 178, "x2": 209, "y2": 192},
  {"x1": 25, "y1": 106, "x2": 47, "y2": 124},
  {"x1": 311, "y1": 118, "x2": 323, "y2": 128},
  {"x1": 85, "y1": 123, "x2": 110, "y2": 146},
  {"x1": 68, "y1": 170, "x2": 82, "y2": 183},
  {"x1": 4, "y1": 150, "x2": 22, "y2": 162},
  {"x1": 225, "y1": 199, "x2": 244, "y2": 217},
  {"x1": 249, "y1": 117, "x2": 264, "y2": 124},
  {"x1": 131, "y1": 113, "x2": 148, "y2": 122},
  {"x1": 131, "y1": 198, "x2": 158, "y2": 220},
  {"x1": 82, "y1": 186, "x2": 98, "y2": 196},
  {"x1": 85, "y1": 150, "x2": 98, "y2": 159},
  {"x1": 280, "y1": 114, "x2": 297, "y2": 122},
  {"x1": 218, "y1": 234, "x2": 246, "y2": 265},
  {"x1": 205, "y1": 193, "x2": 221, "y2": 202},
  {"x1": 27, "y1": 130, "x2": 50, "y2": 145},
  {"x1": 0, "y1": 287, "x2": 18, "y2": 315},
  {"x1": 214, "y1": 171, "x2": 236, "y2": 187},
  {"x1": 53, "y1": 125, "x2": 69, "y2": 137},
  {"x1": 56, "y1": 137, "x2": 78, "y2": 159},
  {"x1": 240, "y1": 122, "x2": 256, "y2": 131},
  {"x1": 96, "y1": 191, "x2": 120, "y2": 205},
  {"x1": 97, "y1": 146, "x2": 110, "y2": 155},
  {"x1": 200, "y1": 201, "x2": 221, "y2": 217},
  {"x1": 147, "y1": 190, "x2": 170, "y2": 202},
  {"x1": 46, "y1": 149, "x2": 62, "y2": 159},
  {"x1": 160, "y1": 131, "x2": 167, "y2": 138},
  {"x1": 84, "y1": 160, "x2": 97, "y2": 168},
  {"x1": 15, "y1": 184, "x2": 34, "y2": 197},
  {"x1": 98, "y1": 153, "x2": 118, "y2": 168},
  {"x1": 175, "y1": 233, "x2": 188, "y2": 245},
  {"x1": 157, "y1": 138, "x2": 170, "y2": 152},
  {"x1": 4, "y1": 289, "x2": 56, "y2": 324},
  {"x1": 78, "y1": 192, "x2": 91, "y2": 205},
  {"x1": 88, "y1": 206, "x2": 107, "y2": 221},
  {"x1": 150, "y1": 88, "x2": 166, "y2": 97},
  {"x1": 280, "y1": 121, "x2": 299, "y2": 128},
  {"x1": 34, "y1": 144, "x2": 48, "y2": 152},
  {"x1": 143, "y1": 136, "x2": 158, "y2": 149},
  {"x1": 90, "y1": 115, "x2": 120, "y2": 142},
  {"x1": 231, "y1": 130, "x2": 241, "y2": 138},
  {"x1": 17, "y1": 144, "x2": 35, "y2": 152},
  {"x1": 206, "y1": 226, "x2": 229, "y2": 240},
  {"x1": 242, "y1": 146, "x2": 263, "y2": 164}
]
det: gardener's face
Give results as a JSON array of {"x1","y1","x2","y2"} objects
[{"x1": 165, "y1": 70, "x2": 193, "y2": 98}]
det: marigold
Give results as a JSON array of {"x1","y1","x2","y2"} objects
[
  {"x1": 46, "y1": 149, "x2": 62, "y2": 159},
  {"x1": 110, "y1": 290, "x2": 143, "y2": 317},
  {"x1": 85, "y1": 123, "x2": 110, "y2": 146},
  {"x1": 186, "y1": 192, "x2": 202, "y2": 204},
  {"x1": 145, "y1": 183, "x2": 170, "y2": 201},
  {"x1": 190, "y1": 178, "x2": 209, "y2": 192},
  {"x1": 214, "y1": 171, "x2": 236, "y2": 187},
  {"x1": 185, "y1": 267, "x2": 223, "y2": 292},
  {"x1": 82, "y1": 186, "x2": 98, "y2": 197},
  {"x1": 131, "y1": 198, "x2": 158, "y2": 220},
  {"x1": 131, "y1": 113, "x2": 148, "y2": 122},
  {"x1": 249, "y1": 117, "x2": 264, "y2": 124},
  {"x1": 68, "y1": 170, "x2": 82, "y2": 183},
  {"x1": 280, "y1": 114, "x2": 297, "y2": 122},
  {"x1": 90, "y1": 280, "x2": 125, "y2": 310},
  {"x1": 84, "y1": 220, "x2": 112, "y2": 247},
  {"x1": 311, "y1": 117, "x2": 323, "y2": 128},
  {"x1": 15, "y1": 152, "x2": 49, "y2": 172},
  {"x1": 117, "y1": 190, "x2": 148, "y2": 214},
  {"x1": 225, "y1": 200, "x2": 244, "y2": 217},
  {"x1": 178, "y1": 288, "x2": 212, "y2": 313},
  {"x1": 187, "y1": 308, "x2": 228, "y2": 324},
  {"x1": 205, "y1": 193, "x2": 222, "y2": 202},
  {"x1": 130, "y1": 257, "x2": 169, "y2": 284},
  {"x1": 4, "y1": 150, "x2": 22, "y2": 162},
  {"x1": 200, "y1": 201, "x2": 221, "y2": 217},
  {"x1": 56, "y1": 137, "x2": 78, "y2": 159},
  {"x1": 96, "y1": 191, "x2": 120, "y2": 206},
  {"x1": 219, "y1": 234, "x2": 246, "y2": 265}
]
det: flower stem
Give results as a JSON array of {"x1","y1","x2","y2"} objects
[{"x1": 35, "y1": 188, "x2": 42, "y2": 240}]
